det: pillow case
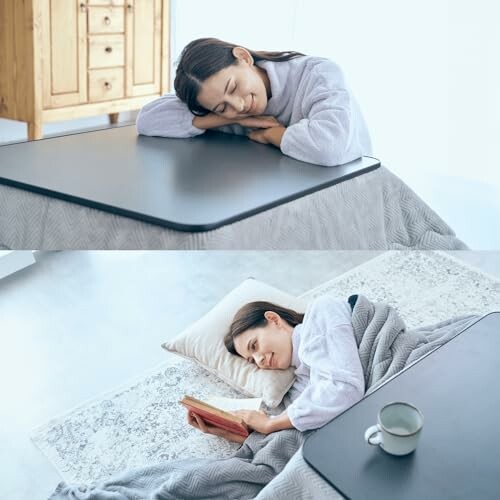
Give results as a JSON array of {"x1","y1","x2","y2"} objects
[{"x1": 161, "y1": 278, "x2": 308, "y2": 408}]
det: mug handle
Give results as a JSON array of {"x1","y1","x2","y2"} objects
[{"x1": 364, "y1": 424, "x2": 383, "y2": 446}]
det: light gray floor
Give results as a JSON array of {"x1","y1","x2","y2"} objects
[
  {"x1": 1, "y1": 251, "x2": 500, "y2": 499},
  {"x1": 0, "y1": 113, "x2": 137, "y2": 146}
]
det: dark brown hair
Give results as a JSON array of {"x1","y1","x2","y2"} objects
[
  {"x1": 224, "y1": 301, "x2": 304, "y2": 357},
  {"x1": 173, "y1": 37, "x2": 306, "y2": 116}
]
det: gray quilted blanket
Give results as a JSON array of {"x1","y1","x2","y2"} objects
[
  {"x1": 48, "y1": 296, "x2": 479, "y2": 500},
  {"x1": 350, "y1": 294, "x2": 479, "y2": 395},
  {"x1": 1, "y1": 166, "x2": 467, "y2": 250},
  {"x1": 49, "y1": 429, "x2": 307, "y2": 500}
]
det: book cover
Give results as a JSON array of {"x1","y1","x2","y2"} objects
[{"x1": 180, "y1": 395, "x2": 261, "y2": 437}]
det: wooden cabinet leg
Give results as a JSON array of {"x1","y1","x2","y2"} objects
[
  {"x1": 27, "y1": 120, "x2": 43, "y2": 141},
  {"x1": 108, "y1": 112, "x2": 119, "y2": 125}
]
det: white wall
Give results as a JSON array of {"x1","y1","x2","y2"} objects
[
  {"x1": 172, "y1": 0, "x2": 500, "y2": 247},
  {"x1": 173, "y1": 0, "x2": 499, "y2": 185}
]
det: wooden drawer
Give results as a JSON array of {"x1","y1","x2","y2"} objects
[
  {"x1": 88, "y1": 7, "x2": 124, "y2": 34},
  {"x1": 88, "y1": 68, "x2": 124, "y2": 102},
  {"x1": 88, "y1": 0, "x2": 125, "y2": 5},
  {"x1": 88, "y1": 34, "x2": 125, "y2": 68}
]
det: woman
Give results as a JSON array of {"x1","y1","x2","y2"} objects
[
  {"x1": 50, "y1": 296, "x2": 366, "y2": 499},
  {"x1": 188, "y1": 295, "x2": 366, "y2": 443},
  {"x1": 136, "y1": 37, "x2": 372, "y2": 167}
]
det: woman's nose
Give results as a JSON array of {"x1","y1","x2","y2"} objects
[
  {"x1": 254, "y1": 352, "x2": 265, "y2": 366},
  {"x1": 227, "y1": 94, "x2": 245, "y2": 113}
]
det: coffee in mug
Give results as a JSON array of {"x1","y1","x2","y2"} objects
[{"x1": 364, "y1": 401, "x2": 424, "y2": 456}]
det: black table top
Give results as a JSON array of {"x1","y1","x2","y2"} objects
[
  {"x1": 0, "y1": 125, "x2": 380, "y2": 231},
  {"x1": 303, "y1": 312, "x2": 500, "y2": 500}
]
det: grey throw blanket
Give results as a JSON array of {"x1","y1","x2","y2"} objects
[
  {"x1": 49, "y1": 429, "x2": 307, "y2": 500},
  {"x1": 350, "y1": 294, "x2": 479, "y2": 395},
  {"x1": 48, "y1": 296, "x2": 480, "y2": 500}
]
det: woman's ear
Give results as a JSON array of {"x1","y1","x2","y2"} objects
[
  {"x1": 232, "y1": 46, "x2": 253, "y2": 65},
  {"x1": 264, "y1": 310, "x2": 280, "y2": 326}
]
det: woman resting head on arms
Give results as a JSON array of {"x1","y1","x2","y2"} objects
[
  {"x1": 188, "y1": 296, "x2": 366, "y2": 443},
  {"x1": 136, "y1": 37, "x2": 372, "y2": 167}
]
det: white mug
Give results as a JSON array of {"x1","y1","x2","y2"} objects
[{"x1": 364, "y1": 401, "x2": 424, "y2": 456}]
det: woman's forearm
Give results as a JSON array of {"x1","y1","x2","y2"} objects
[
  {"x1": 192, "y1": 113, "x2": 238, "y2": 130},
  {"x1": 266, "y1": 412, "x2": 294, "y2": 433}
]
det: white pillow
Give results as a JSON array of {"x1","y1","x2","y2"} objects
[{"x1": 161, "y1": 278, "x2": 308, "y2": 408}]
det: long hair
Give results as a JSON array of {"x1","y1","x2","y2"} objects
[
  {"x1": 174, "y1": 37, "x2": 306, "y2": 116},
  {"x1": 224, "y1": 301, "x2": 304, "y2": 357}
]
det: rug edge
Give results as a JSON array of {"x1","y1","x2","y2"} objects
[{"x1": 30, "y1": 355, "x2": 187, "y2": 439}]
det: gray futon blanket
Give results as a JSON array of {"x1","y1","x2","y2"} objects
[
  {"x1": 48, "y1": 295, "x2": 480, "y2": 500},
  {"x1": 1, "y1": 167, "x2": 468, "y2": 250}
]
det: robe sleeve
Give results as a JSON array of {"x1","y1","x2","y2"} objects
[
  {"x1": 280, "y1": 60, "x2": 363, "y2": 167},
  {"x1": 285, "y1": 296, "x2": 365, "y2": 431},
  {"x1": 136, "y1": 93, "x2": 207, "y2": 138}
]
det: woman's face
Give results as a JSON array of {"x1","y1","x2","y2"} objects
[
  {"x1": 232, "y1": 311, "x2": 294, "y2": 370},
  {"x1": 196, "y1": 47, "x2": 271, "y2": 119}
]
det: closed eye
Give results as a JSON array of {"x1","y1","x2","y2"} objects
[
  {"x1": 247, "y1": 339, "x2": 257, "y2": 363},
  {"x1": 219, "y1": 84, "x2": 237, "y2": 113}
]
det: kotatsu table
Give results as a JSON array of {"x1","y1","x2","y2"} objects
[
  {"x1": 0, "y1": 125, "x2": 465, "y2": 249},
  {"x1": 0, "y1": 125, "x2": 379, "y2": 230},
  {"x1": 302, "y1": 313, "x2": 500, "y2": 500}
]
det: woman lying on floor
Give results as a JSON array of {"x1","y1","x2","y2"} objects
[
  {"x1": 49, "y1": 295, "x2": 366, "y2": 500},
  {"x1": 50, "y1": 295, "x2": 476, "y2": 499},
  {"x1": 136, "y1": 37, "x2": 372, "y2": 167},
  {"x1": 189, "y1": 295, "x2": 365, "y2": 441}
]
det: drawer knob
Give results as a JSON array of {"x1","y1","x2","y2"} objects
[
  {"x1": 104, "y1": 16, "x2": 111, "y2": 25},
  {"x1": 80, "y1": 2, "x2": 87, "y2": 12},
  {"x1": 105, "y1": 46, "x2": 113, "y2": 53},
  {"x1": 127, "y1": 4, "x2": 133, "y2": 12},
  {"x1": 104, "y1": 82, "x2": 113, "y2": 90}
]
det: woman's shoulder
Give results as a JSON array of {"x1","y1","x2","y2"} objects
[
  {"x1": 283, "y1": 54, "x2": 343, "y2": 71},
  {"x1": 306, "y1": 294, "x2": 346, "y2": 312},
  {"x1": 299, "y1": 296, "x2": 353, "y2": 353},
  {"x1": 303, "y1": 295, "x2": 351, "y2": 330},
  {"x1": 306, "y1": 56, "x2": 347, "y2": 84},
  {"x1": 259, "y1": 55, "x2": 341, "y2": 72},
  {"x1": 282, "y1": 56, "x2": 347, "y2": 91}
]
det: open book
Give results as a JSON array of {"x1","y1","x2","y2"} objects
[{"x1": 180, "y1": 395, "x2": 262, "y2": 437}]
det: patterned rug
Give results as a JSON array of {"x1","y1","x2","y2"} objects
[{"x1": 30, "y1": 251, "x2": 500, "y2": 484}]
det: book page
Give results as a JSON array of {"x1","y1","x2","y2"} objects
[{"x1": 205, "y1": 396, "x2": 262, "y2": 412}]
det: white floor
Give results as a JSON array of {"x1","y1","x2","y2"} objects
[
  {"x1": 0, "y1": 250, "x2": 500, "y2": 499},
  {"x1": 1, "y1": 116, "x2": 499, "y2": 249}
]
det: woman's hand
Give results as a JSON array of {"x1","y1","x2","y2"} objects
[
  {"x1": 247, "y1": 126, "x2": 287, "y2": 148},
  {"x1": 187, "y1": 411, "x2": 247, "y2": 444},
  {"x1": 238, "y1": 115, "x2": 286, "y2": 148},
  {"x1": 238, "y1": 115, "x2": 283, "y2": 129},
  {"x1": 192, "y1": 112, "x2": 239, "y2": 130},
  {"x1": 233, "y1": 410, "x2": 273, "y2": 434},
  {"x1": 193, "y1": 113, "x2": 281, "y2": 131},
  {"x1": 193, "y1": 113, "x2": 286, "y2": 148}
]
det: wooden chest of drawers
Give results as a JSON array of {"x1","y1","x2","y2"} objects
[{"x1": 0, "y1": 0, "x2": 170, "y2": 140}]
